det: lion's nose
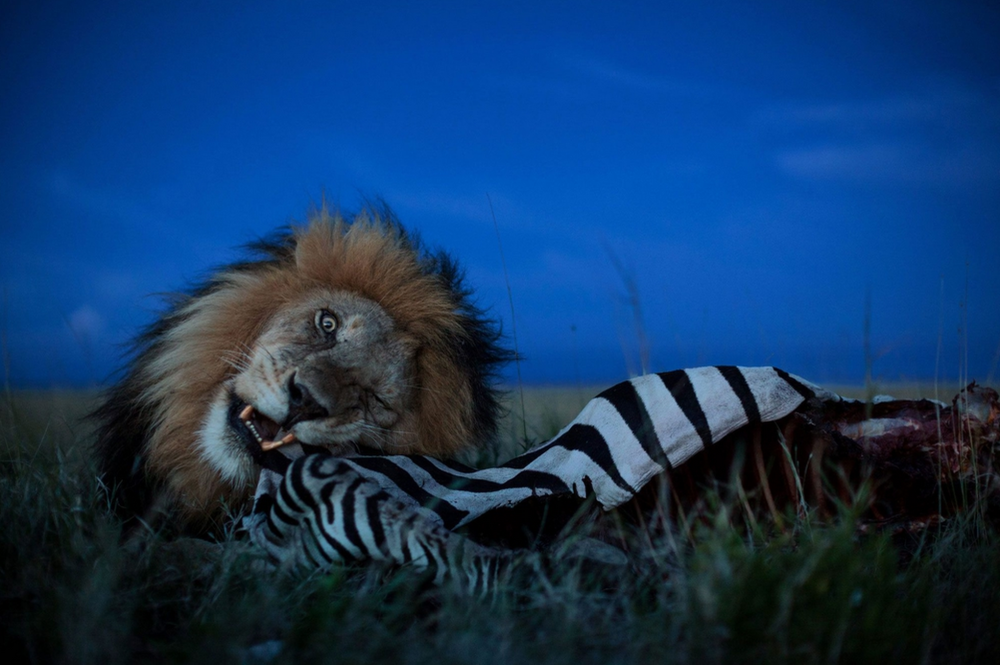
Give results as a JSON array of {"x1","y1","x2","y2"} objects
[{"x1": 285, "y1": 373, "x2": 329, "y2": 426}]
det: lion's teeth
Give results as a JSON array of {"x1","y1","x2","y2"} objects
[
  {"x1": 239, "y1": 404, "x2": 265, "y2": 443},
  {"x1": 239, "y1": 403, "x2": 288, "y2": 449},
  {"x1": 244, "y1": 420, "x2": 263, "y2": 443},
  {"x1": 260, "y1": 433, "x2": 296, "y2": 452}
]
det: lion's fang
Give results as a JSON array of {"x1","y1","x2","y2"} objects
[
  {"x1": 261, "y1": 433, "x2": 297, "y2": 452},
  {"x1": 240, "y1": 404, "x2": 265, "y2": 444},
  {"x1": 240, "y1": 403, "x2": 295, "y2": 450}
]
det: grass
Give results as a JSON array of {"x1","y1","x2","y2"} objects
[{"x1": 2, "y1": 386, "x2": 999, "y2": 664}]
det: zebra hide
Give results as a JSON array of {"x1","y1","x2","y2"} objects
[{"x1": 243, "y1": 366, "x2": 836, "y2": 580}]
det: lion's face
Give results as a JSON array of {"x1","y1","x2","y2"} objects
[
  {"x1": 199, "y1": 289, "x2": 419, "y2": 487},
  {"x1": 94, "y1": 208, "x2": 510, "y2": 530}
]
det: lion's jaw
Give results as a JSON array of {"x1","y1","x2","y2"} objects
[{"x1": 196, "y1": 288, "x2": 419, "y2": 488}]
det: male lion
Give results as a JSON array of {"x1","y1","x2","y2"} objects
[{"x1": 93, "y1": 206, "x2": 511, "y2": 531}]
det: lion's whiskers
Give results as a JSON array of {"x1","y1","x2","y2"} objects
[
  {"x1": 221, "y1": 354, "x2": 252, "y2": 373},
  {"x1": 360, "y1": 423, "x2": 406, "y2": 435},
  {"x1": 356, "y1": 423, "x2": 423, "y2": 453},
  {"x1": 221, "y1": 344, "x2": 255, "y2": 374}
]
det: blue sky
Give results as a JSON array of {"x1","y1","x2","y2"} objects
[{"x1": 1, "y1": 1, "x2": 998, "y2": 387}]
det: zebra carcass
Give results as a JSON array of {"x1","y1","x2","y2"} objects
[{"x1": 243, "y1": 366, "x2": 1000, "y2": 587}]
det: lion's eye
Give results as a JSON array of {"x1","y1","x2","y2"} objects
[{"x1": 315, "y1": 310, "x2": 338, "y2": 335}]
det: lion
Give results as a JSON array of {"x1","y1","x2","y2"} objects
[{"x1": 93, "y1": 205, "x2": 512, "y2": 531}]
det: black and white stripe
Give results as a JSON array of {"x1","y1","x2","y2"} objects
[
  {"x1": 244, "y1": 366, "x2": 827, "y2": 582},
  {"x1": 248, "y1": 454, "x2": 514, "y2": 592}
]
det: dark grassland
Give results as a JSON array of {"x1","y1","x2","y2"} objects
[{"x1": 2, "y1": 385, "x2": 999, "y2": 664}]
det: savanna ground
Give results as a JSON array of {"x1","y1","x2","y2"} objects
[{"x1": 2, "y1": 381, "x2": 999, "y2": 664}]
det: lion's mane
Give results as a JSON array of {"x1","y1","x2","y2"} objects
[{"x1": 93, "y1": 205, "x2": 512, "y2": 528}]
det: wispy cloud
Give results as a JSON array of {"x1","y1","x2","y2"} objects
[
  {"x1": 488, "y1": 49, "x2": 736, "y2": 102},
  {"x1": 755, "y1": 85, "x2": 996, "y2": 128},
  {"x1": 776, "y1": 142, "x2": 1000, "y2": 184},
  {"x1": 555, "y1": 50, "x2": 738, "y2": 100},
  {"x1": 758, "y1": 96, "x2": 957, "y2": 127},
  {"x1": 764, "y1": 86, "x2": 1000, "y2": 184},
  {"x1": 557, "y1": 53, "x2": 682, "y2": 95}
]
